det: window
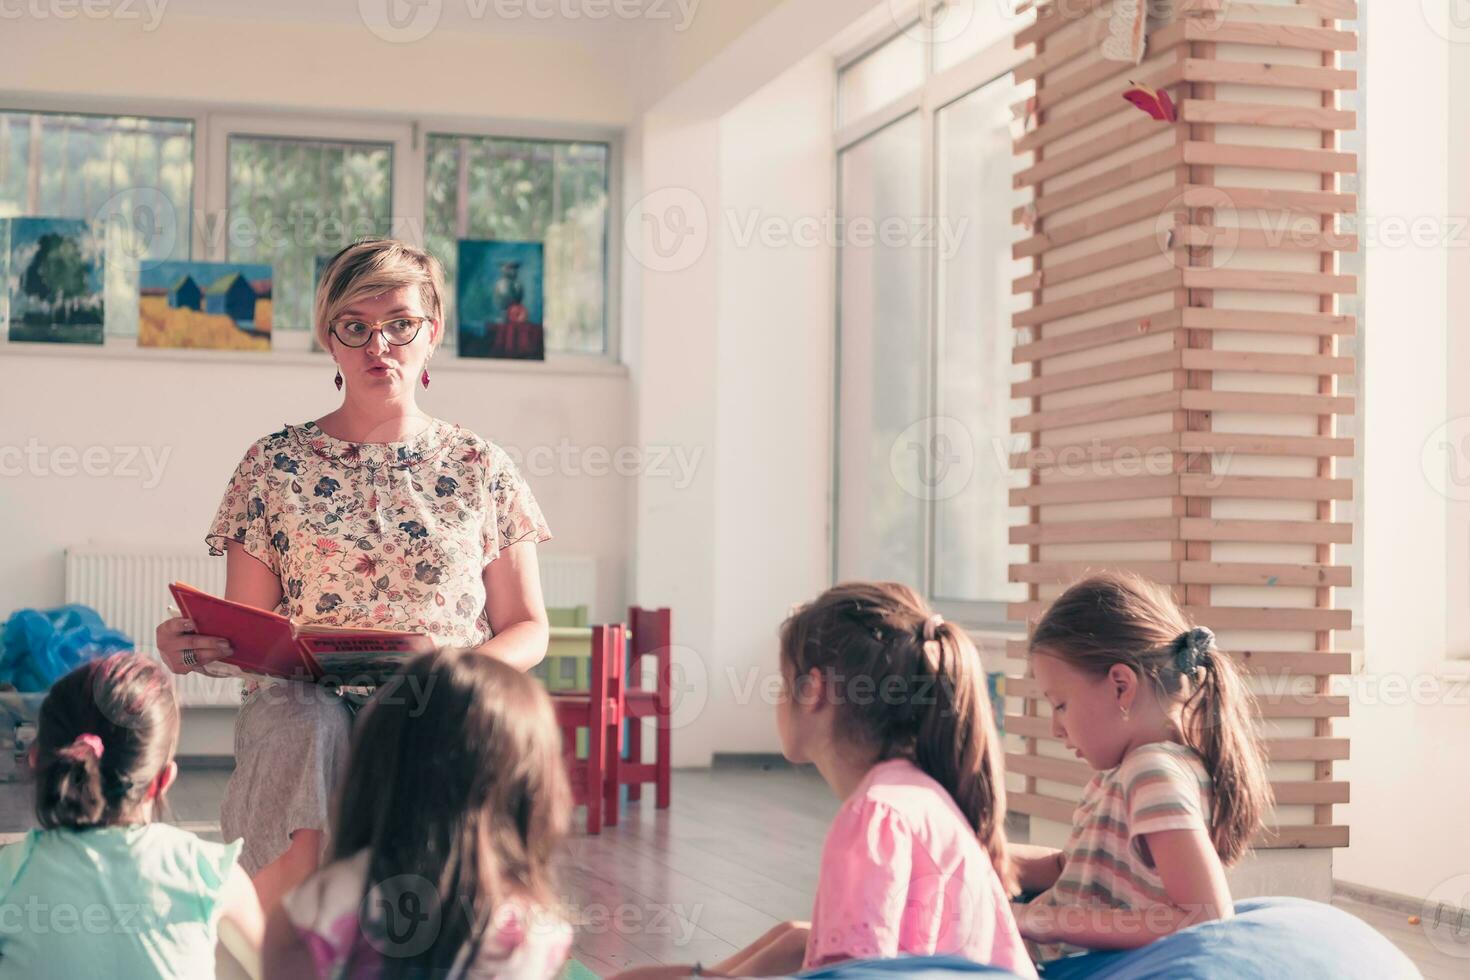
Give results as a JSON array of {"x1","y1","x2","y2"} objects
[
  {"x1": 424, "y1": 134, "x2": 610, "y2": 355},
  {"x1": 226, "y1": 135, "x2": 393, "y2": 335},
  {"x1": 832, "y1": 21, "x2": 1026, "y2": 627},
  {"x1": 0, "y1": 110, "x2": 194, "y2": 338}
]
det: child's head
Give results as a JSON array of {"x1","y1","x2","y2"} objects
[
  {"x1": 778, "y1": 581, "x2": 1014, "y2": 892},
  {"x1": 34, "y1": 653, "x2": 180, "y2": 830},
  {"x1": 1028, "y1": 573, "x2": 1271, "y2": 863},
  {"x1": 332, "y1": 648, "x2": 569, "y2": 977}
]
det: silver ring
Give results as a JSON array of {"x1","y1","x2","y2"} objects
[{"x1": 181, "y1": 650, "x2": 198, "y2": 669}]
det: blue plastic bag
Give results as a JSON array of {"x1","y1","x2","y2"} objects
[{"x1": 0, "y1": 605, "x2": 134, "y2": 692}]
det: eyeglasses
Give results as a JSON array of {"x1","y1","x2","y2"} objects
[{"x1": 329, "y1": 316, "x2": 431, "y2": 348}]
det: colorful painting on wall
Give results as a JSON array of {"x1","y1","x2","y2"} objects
[
  {"x1": 138, "y1": 261, "x2": 273, "y2": 350},
  {"x1": 5, "y1": 217, "x2": 105, "y2": 344},
  {"x1": 456, "y1": 239, "x2": 545, "y2": 360}
]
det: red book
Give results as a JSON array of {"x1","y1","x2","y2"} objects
[{"x1": 168, "y1": 582, "x2": 438, "y2": 685}]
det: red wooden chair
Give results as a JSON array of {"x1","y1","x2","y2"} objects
[
  {"x1": 549, "y1": 623, "x2": 623, "y2": 835},
  {"x1": 603, "y1": 606, "x2": 672, "y2": 826}
]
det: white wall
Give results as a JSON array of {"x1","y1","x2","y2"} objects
[
  {"x1": 1333, "y1": 5, "x2": 1465, "y2": 904},
  {"x1": 707, "y1": 55, "x2": 836, "y2": 759},
  {"x1": 0, "y1": 349, "x2": 633, "y2": 622},
  {"x1": 0, "y1": 11, "x2": 638, "y2": 126}
]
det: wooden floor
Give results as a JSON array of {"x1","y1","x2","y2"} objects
[{"x1": 0, "y1": 762, "x2": 1458, "y2": 977}]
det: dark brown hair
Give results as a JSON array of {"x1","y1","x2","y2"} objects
[
  {"x1": 34, "y1": 653, "x2": 180, "y2": 830},
  {"x1": 780, "y1": 581, "x2": 1016, "y2": 894},
  {"x1": 332, "y1": 649, "x2": 570, "y2": 979},
  {"x1": 1029, "y1": 572, "x2": 1272, "y2": 864}
]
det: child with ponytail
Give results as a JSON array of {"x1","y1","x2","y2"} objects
[
  {"x1": 1011, "y1": 573, "x2": 1272, "y2": 955},
  {"x1": 618, "y1": 582, "x2": 1035, "y2": 979},
  {"x1": 0, "y1": 653, "x2": 262, "y2": 978}
]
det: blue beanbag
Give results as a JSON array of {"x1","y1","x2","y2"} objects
[{"x1": 792, "y1": 898, "x2": 1419, "y2": 980}]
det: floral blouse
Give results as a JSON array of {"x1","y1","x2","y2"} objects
[{"x1": 205, "y1": 419, "x2": 551, "y2": 650}]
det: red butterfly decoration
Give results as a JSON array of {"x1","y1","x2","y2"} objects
[{"x1": 1122, "y1": 81, "x2": 1177, "y2": 122}]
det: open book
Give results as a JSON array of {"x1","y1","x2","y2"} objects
[{"x1": 168, "y1": 582, "x2": 438, "y2": 685}]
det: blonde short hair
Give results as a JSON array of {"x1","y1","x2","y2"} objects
[{"x1": 313, "y1": 238, "x2": 446, "y2": 351}]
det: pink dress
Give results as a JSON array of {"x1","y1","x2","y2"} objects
[{"x1": 805, "y1": 758, "x2": 1037, "y2": 977}]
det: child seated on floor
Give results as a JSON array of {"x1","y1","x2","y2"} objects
[
  {"x1": 1010, "y1": 573, "x2": 1271, "y2": 957},
  {"x1": 263, "y1": 648, "x2": 573, "y2": 979},
  {"x1": 614, "y1": 582, "x2": 1036, "y2": 979},
  {"x1": 0, "y1": 653, "x2": 263, "y2": 979}
]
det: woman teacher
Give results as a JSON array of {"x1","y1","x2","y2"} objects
[{"x1": 154, "y1": 238, "x2": 553, "y2": 911}]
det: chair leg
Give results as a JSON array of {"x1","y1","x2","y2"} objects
[
  {"x1": 656, "y1": 640, "x2": 672, "y2": 810},
  {"x1": 627, "y1": 717, "x2": 643, "y2": 802},
  {"x1": 604, "y1": 715, "x2": 621, "y2": 827}
]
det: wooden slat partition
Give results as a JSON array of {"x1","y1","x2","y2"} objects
[{"x1": 1008, "y1": 1, "x2": 1356, "y2": 851}]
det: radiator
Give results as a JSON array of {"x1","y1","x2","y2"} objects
[{"x1": 63, "y1": 549, "x2": 597, "y2": 707}]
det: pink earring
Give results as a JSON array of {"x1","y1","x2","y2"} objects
[
  {"x1": 334, "y1": 369, "x2": 343, "y2": 391},
  {"x1": 421, "y1": 367, "x2": 430, "y2": 389}
]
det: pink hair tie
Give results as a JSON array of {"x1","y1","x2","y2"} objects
[{"x1": 73, "y1": 734, "x2": 104, "y2": 760}]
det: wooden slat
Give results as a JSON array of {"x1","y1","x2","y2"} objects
[
  {"x1": 1012, "y1": 350, "x2": 1183, "y2": 398},
  {"x1": 1006, "y1": 603, "x2": 1351, "y2": 631},
  {"x1": 1257, "y1": 693, "x2": 1351, "y2": 718},
  {"x1": 1010, "y1": 475, "x2": 1178, "y2": 508},
  {"x1": 1010, "y1": 517, "x2": 1180, "y2": 545},
  {"x1": 1015, "y1": 62, "x2": 1187, "y2": 155},
  {"x1": 1179, "y1": 390, "x2": 1355, "y2": 415},
  {"x1": 1181, "y1": 58, "x2": 1355, "y2": 92},
  {"x1": 1010, "y1": 560, "x2": 1182, "y2": 585},
  {"x1": 1181, "y1": 268, "x2": 1357, "y2": 295},
  {"x1": 1178, "y1": 475, "x2": 1353, "y2": 500},
  {"x1": 1178, "y1": 432, "x2": 1355, "y2": 458},
  {"x1": 1180, "y1": 350, "x2": 1355, "y2": 376},
  {"x1": 1179, "y1": 561, "x2": 1350, "y2": 588},
  {"x1": 1178, "y1": 0, "x2": 1358, "y2": 17},
  {"x1": 1014, "y1": 0, "x2": 1108, "y2": 48},
  {"x1": 1271, "y1": 780, "x2": 1350, "y2": 805},
  {"x1": 1011, "y1": 391, "x2": 1181, "y2": 434},
  {"x1": 1002, "y1": 642, "x2": 1352, "y2": 676},
  {"x1": 1181, "y1": 307, "x2": 1355, "y2": 335},
  {"x1": 1177, "y1": 185, "x2": 1356, "y2": 215},
  {"x1": 1011, "y1": 432, "x2": 1183, "y2": 470},
  {"x1": 1014, "y1": 234, "x2": 1176, "y2": 294},
  {"x1": 1007, "y1": 791, "x2": 1076, "y2": 824},
  {"x1": 1014, "y1": 310, "x2": 1184, "y2": 363},
  {"x1": 1181, "y1": 141, "x2": 1357, "y2": 174},
  {"x1": 1179, "y1": 99, "x2": 1355, "y2": 131},
  {"x1": 1180, "y1": 518, "x2": 1352, "y2": 544},
  {"x1": 1181, "y1": 19, "x2": 1357, "y2": 52},
  {"x1": 1004, "y1": 714, "x2": 1053, "y2": 740},
  {"x1": 1005, "y1": 752, "x2": 1088, "y2": 785},
  {"x1": 1017, "y1": 144, "x2": 1185, "y2": 223},
  {"x1": 1015, "y1": 270, "x2": 1183, "y2": 327},
  {"x1": 1260, "y1": 825, "x2": 1349, "y2": 849},
  {"x1": 1266, "y1": 738, "x2": 1350, "y2": 762},
  {"x1": 1014, "y1": 187, "x2": 1185, "y2": 259},
  {"x1": 1014, "y1": 116, "x2": 1172, "y2": 189},
  {"x1": 1176, "y1": 225, "x2": 1359, "y2": 255}
]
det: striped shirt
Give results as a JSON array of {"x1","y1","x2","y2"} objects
[{"x1": 1032, "y1": 741, "x2": 1212, "y2": 952}]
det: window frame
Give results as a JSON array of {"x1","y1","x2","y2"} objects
[
  {"x1": 0, "y1": 95, "x2": 622, "y2": 367},
  {"x1": 829, "y1": 26, "x2": 1026, "y2": 632}
]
